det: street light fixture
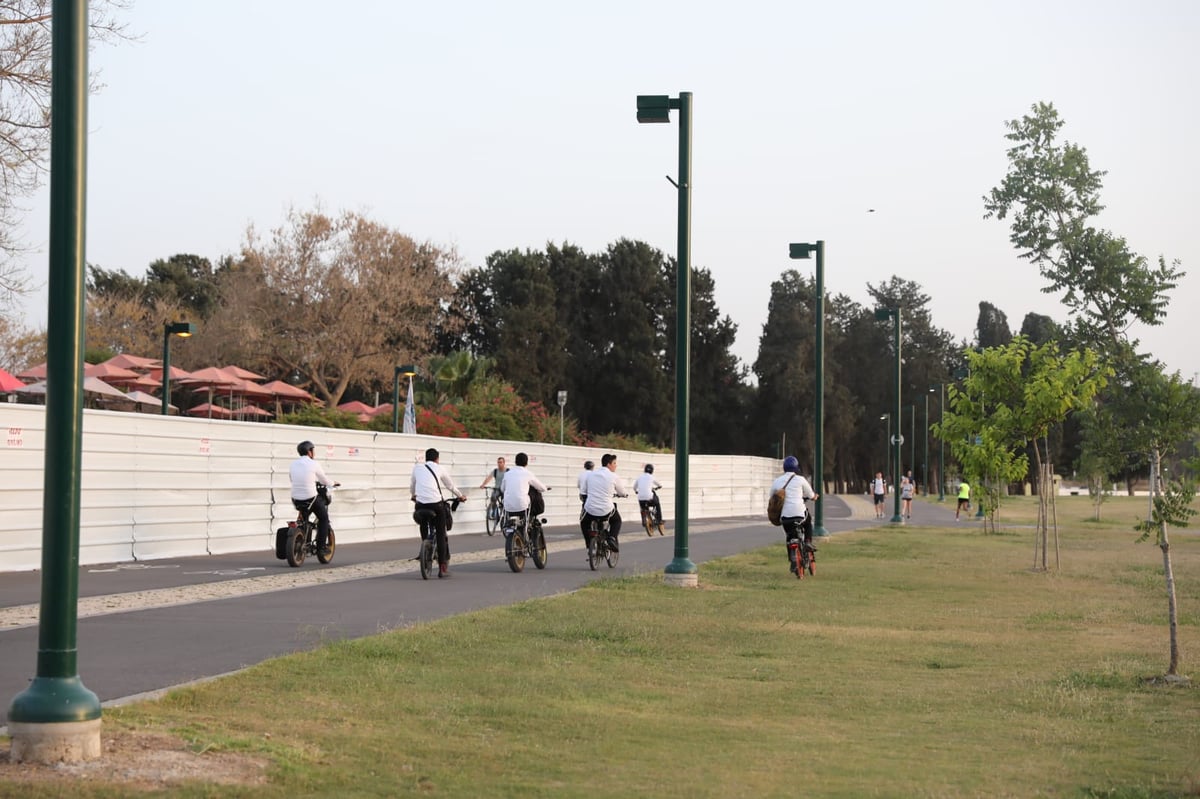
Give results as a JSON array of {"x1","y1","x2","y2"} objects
[
  {"x1": 557, "y1": 390, "x2": 568, "y2": 445},
  {"x1": 788, "y1": 240, "x2": 826, "y2": 537},
  {"x1": 636, "y1": 90, "x2": 696, "y2": 587},
  {"x1": 161, "y1": 322, "x2": 194, "y2": 416},
  {"x1": 392, "y1": 364, "x2": 417, "y2": 434},
  {"x1": 874, "y1": 306, "x2": 903, "y2": 523}
]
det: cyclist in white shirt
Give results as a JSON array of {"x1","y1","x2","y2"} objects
[
  {"x1": 410, "y1": 447, "x2": 467, "y2": 578},
  {"x1": 502, "y1": 452, "x2": 550, "y2": 521},
  {"x1": 580, "y1": 453, "x2": 629, "y2": 551},
  {"x1": 634, "y1": 463, "x2": 663, "y2": 532},
  {"x1": 770, "y1": 455, "x2": 818, "y2": 574},
  {"x1": 290, "y1": 440, "x2": 338, "y2": 558}
]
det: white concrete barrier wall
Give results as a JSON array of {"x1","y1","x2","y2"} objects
[{"x1": 0, "y1": 404, "x2": 778, "y2": 572}]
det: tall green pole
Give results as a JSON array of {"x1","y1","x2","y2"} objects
[
  {"x1": 812, "y1": 241, "x2": 827, "y2": 536},
  {"x1": 161, "y1": 326, "x2": 172, "y2": 415},
  {"x1": 392, "y1": 367, "x2": 400, "y2": 433},
  {"x1": 665, "y1": 91, "x2": 696, "y2": 584},
  {"x1": 938, "y1": 383, "x2": 945, "y2": 501},
  {"x1": 890, "y1": 309, "x2": 904, "y2": 524},
  {"x1": 923, "y1": 392, "x2": 930, "y2": 497},
  {"x1": 8, "y1": 0, "x2": 102, "y2": 759}
]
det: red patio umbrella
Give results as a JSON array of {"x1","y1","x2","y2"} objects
[
  {"x1": 185, "y1": 402, "x2": 233, "y2": 419},
  {"x1": 337, "y1": 400, "x2": 374, "y2": 415},
  {"x1": 100, "y1": 353, "x2": 161, "y2": 372},
  {"x1": 16, "y1": 362, "x2": 47, "y2": 381},
  {"x1": 0, "y1": 367, "x2": 24, "y2": 392},
  {"x1": 84, "y1": 362, "x2": 143, "y2": 387},
  {"x1": 146, "y1": 365, "x2": 193, "y2": 382},
  {"x1": 220, "y1": 365, "x2": 266, "y2": 381}
]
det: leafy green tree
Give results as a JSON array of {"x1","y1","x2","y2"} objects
[
  {"x1": 975, "y1": 301, "x2": 1012, "y2": 349},
  {"x1": 1018, "y1": 312, "x2": 1060, "y2": 346},
  {"x1": 1129, "y1": 370, "x2": 1200, "y2": 678},
  {"x1": 753, "y1": 270, "x2": 815, "y2": 464}
]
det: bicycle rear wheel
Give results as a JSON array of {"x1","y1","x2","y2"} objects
[
  {"x1": 506, "y1": 531, "x2": 526, "y2": 572},
  {"x1": 642, "y1": 509, "x2": 654, "y2": 536},
  {"x1": 286, "y1": 528, "x2": 307, "y2": 567},
  {"x1": 586, "y1": 534, "x2": 598, "y2": 571},
  {"x1": 605, "y1": 543, "x2": 619, "y2": 568},
  {"x1": 419, "y1": 533, "x2": 434, "y2": 580}
]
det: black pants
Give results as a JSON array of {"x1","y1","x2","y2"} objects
[
  {"x1": 415, "y1": 501, "x2": 451, "y2": 564},
  {"x1": 781, "y1": 515, "x2": 811, "y2": 563},
  {"x1": 580, "y1": 507, "x2": 621, "y2": 544},
  {"x1": 638, "y1": 495, "x2": 663, "y2": 524},
  {"x1": 293, "y1": 495, "x2": 331, "y2": 550}
]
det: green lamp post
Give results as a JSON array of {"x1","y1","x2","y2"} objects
[
  {"x1": 392, "y1": 364, "x2": 417, "y2": 433},
  {"x1": 161, "y1": 321, "x2": 194, "y2": 415},
  {"x1": 636, "y1": 91, "x2": 696, "y2": 586},
  {"x1": 788, "y1": 240, "x2": 826, "y2": 536},
  {"x1": 874, "y1": 306, "x2": 903, "y2": 523},
  {"x1": 7, "y1": 0, "x2": 102, "y2": 763}
]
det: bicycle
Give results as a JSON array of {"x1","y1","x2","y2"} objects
[
  {"x1": 585, "y1": 515, "x2": 619, "y2": 571},
  {"x1": 276, "y1": 483, "x2": 336, "y2": 567},
  {"x1": 638, "y1": 491, "x2": 665, "y2": 536},
  {"x1": 787, "y1": 538, "x2": 816, "y2": 579},
  {"x1": 484, "y1": 489, "x2": 504, "y2": 537},
  {"x1": 503, "y1": 509, "x2": 548, "y2": 573},
  {"x1": 413, "y1": 506, "x2": 440, "y2": 580},
  {"x1": 786, "y1": 507, "x2": 816, "y2": 579}
]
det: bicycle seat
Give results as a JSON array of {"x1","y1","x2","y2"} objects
[{"x1": 413, "y1": 508, "x2": 439, "y2": 524}]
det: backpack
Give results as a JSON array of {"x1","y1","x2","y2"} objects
[{"x1": 767, "y1": 475, "x2": 795, "y2": 526}]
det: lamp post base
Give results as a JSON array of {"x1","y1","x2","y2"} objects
[
  {"x1": 813, "y1": 525, "x2": 829, "y2": 538},
  {"x1": 891, "y1": 513, "x2": 904, "y2": 523},
  {"x1": 663, "y1": 557, "x2": 698, "y2": 588},
  {"x1": 8, "y1": 719, "x2": 101, "y2": 763}
]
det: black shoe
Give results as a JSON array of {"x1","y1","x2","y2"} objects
[
  {"x1": 607, "y1": 537, "x2": 619, "y2": 552},
  {"x1": 318, "y1": 547, "x2": 332, "y2": 558},
  {"x1": 438, "y1": 562, "x2": 449, "y2": 578}
]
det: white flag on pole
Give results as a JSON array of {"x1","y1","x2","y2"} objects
[{"x1": 402, "y1": 375, "x2": 417, "y2": 434}]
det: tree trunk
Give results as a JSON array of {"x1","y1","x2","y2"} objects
[{"x1": 1151, "y1": 448, "x2": 1180, "y2": 676}]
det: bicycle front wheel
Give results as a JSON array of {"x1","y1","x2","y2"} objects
[
  {"x1": 485, "y1": 499, "x2": 499, "y2": 536},
  {"x1": 317, "y1": 529, "x2": 336, "y2": 564},
  {"x1": 605, "y1": 542, "x2": 619, "y2": 568},
  {"x1": 532, "y1": 529, "x2": 547, "y2": 569}
]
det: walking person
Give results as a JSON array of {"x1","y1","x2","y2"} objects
[
  {"x1": 871, "y1": 471, "x2": 887, "y2": 519},
  {"x1": 900, "y1": 470, "x2": 915, "y2": 520},
  {"x1": 955, "y1": 479, "x2": 971, "y2": 521},
  {"x1": 772, "y1": 455, "x2": 818, "y2": 573},
  {"x1": 411, "y1": 447, "x2": 468, "y2": 578}
]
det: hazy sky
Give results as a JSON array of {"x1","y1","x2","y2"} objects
[{"x1": 14, "y1": 0, "x2": 1200, "y2": 384}]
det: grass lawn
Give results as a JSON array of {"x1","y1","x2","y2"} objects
[{"x1": 3, "y1": 498, "x2": 1197, "y2": 797}]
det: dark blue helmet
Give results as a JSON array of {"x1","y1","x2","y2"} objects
[{"x1": 782, "y1": 455, "x2": 800, "y2": 473}]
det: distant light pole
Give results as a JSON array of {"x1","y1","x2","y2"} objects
[
  {"x1": 391, "y1": 364, "x2": 417, "y2": 433},
  {"x1": 636, "y1": 90, "x2": 696, "y2": 587},
  {"x1": 874, "y1": 306, "x2": 903, "y2": 523},
  {"x1": 788, "y1": 240, "x2": 826, "y2": 537},
  {"x1": 924, "y1": 388, "x2": 933, "y2": 497},
  {"x1": 880, "y1": 413, "x2": 891, "y2": 482},
  {"x1": 557, "y1": 390, "x2": 568, "y2": 445},
  {"x1": 902, "y1": 403, "x2": 915, "y2": 477},
  {"x1": 161, "y1": 322, "x2": 194, "y2": 415},
  {"x1": 936, "y1": 383, "x2": 945, "y2": 500}
]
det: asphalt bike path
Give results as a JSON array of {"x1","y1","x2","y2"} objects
[{"x1": 0, "y1": 495, "x2": 962, "y2": 725}]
